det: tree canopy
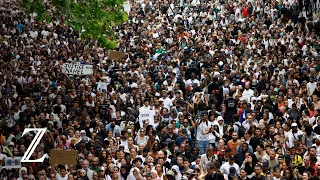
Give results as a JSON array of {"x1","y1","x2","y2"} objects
[{"x1": 19, "y1": 0, "x2": 128, "y2": 49}]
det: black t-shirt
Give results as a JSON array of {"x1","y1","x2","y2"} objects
[
  {"x1": 250, "y1": 175, "x2": 266, "y2": 180},
  {"x1": 312, "y1": 176, "x2": 320, "y2": 180},
  {"x1": 224, "y1": 98, "x2": 237, "y2": 113},
  {"x1": 205, "y1": 172, "x2": 224, "y2": 180}
]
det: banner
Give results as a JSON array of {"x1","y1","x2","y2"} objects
[
  {"x1": 4, "y1": 157, "x2": 22, "y2": 169},
  {"x1": 139, "y1": 109, "x2": 155, "y2": 128},
  {"x1": 62, "y1": 64, "x2": 93, "y2": 75}
]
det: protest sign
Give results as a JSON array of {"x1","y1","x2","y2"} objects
[
  {"x1": 97, "y1": 82, "x2": 107, "y2": 93},
  {"x1": 4, "y1": 157, "x2": 22, "y2": 169},
  {"x1": 50, "y1": 150, "x2": 78, "y2": 165},
  {"x1": 62, "y1": 64, "x2": 93, "y2": 75},
  {"x1": 108, "y1": 50, "x2": 125, "y2": 60},
  {"x1": 139, "y1": 109, "x2": 155, "y2": 128},
  {"x1": 123, "y1": 2, "x2": 131, "y2": 15}
]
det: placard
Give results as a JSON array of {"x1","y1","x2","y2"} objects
[
  {"x1": 108, "y1": 51, "x2": 125, "y2": 60},
  {"x1": 4, "y1": 157, "x2": 22, "y2": 169},
  {"x1": 97, "y1": 82, "x2": 107, "y2": 93},
  {"x1": 139, "y1": 109, "x2": 155, "y2": 128},
  {"x1": 123, "y1": 2, "x2": 131, "y2": 15},
  {"x1": 50, "y1": 150, "x2": 78, "y2": 165},
  {"x1": 62, "y1": 64, "x2": 93, "y2": 75}
]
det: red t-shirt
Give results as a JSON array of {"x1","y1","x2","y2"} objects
[{"x1": 242, "y1": 7, "x2": 249, "y2": 17}]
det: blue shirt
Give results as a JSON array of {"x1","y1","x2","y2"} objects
[
  {"x1": 17, "y1": 24, "x2": 23, "y2": 32},
  {"x1": 105, "y1": 123, "x2": 121, "y2": 136},
  {"x1": 175, "y1": 136, "x2": 194, "y2": 149}
]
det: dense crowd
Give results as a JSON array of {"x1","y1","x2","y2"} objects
[{"x1": 1, "y1": 0, "x2": 320, "y2": 179}]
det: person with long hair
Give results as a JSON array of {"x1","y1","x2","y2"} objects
[{"x1": 135, "y1": 128, "x2": 149, "y2": 146}]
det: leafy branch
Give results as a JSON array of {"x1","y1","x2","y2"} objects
[{"x1": 19, "y1": 0, "x2": 128, "y2": 49}]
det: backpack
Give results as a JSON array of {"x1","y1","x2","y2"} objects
[{"x1": 234, "y1": 123, "x2": 246, "y2": 137}]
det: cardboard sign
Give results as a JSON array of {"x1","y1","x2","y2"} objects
[
  {"x1": 4, "y1": 157, "x2": 22, "y2": 169},
  {"x1": 50, "y1": 150, "x2": 78, "y2": 165},
  {"x1": 139, "y1": 109, "x2": 155, "y2": 128},
  {"x1": 62, "y1": 64, "x2": 93, "y2": 75},
  {"x1": 108, "y1": 50, "x2": 125, "y2": 60}
]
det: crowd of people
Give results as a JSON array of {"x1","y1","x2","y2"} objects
[{"x1": 1, "y1": 0, "x2": 320, "y2": 179}]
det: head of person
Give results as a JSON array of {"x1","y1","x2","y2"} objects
[{"x1": 232, "y1": 132, "x2": 239, "y2": 141}]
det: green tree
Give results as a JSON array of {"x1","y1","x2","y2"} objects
[{"x1": 19, "y1": 0, "x2": 128, "y2": 49}]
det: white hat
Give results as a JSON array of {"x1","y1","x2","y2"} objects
[
  {"x1": 100, "y1": 166, "x2": 105, "y2": 171},
  {"x1": 131, "y1": 83, "x2": 138, "y2": 89},
  {"x1": 80, "y1": 130, "x2": 86, "y2": 134},
  {"x1": 217, "y1": 116, "x2": 224, "y2": 121},
  {"x1": 291, "y1": 123, "x2": 298, "y2": 127},
  {"x1": 21, "y1": 167, "x2": 27, "y2": 173}
]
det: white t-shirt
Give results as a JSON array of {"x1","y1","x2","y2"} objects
[
  {"x1": 307, "y1": 82, "x2": 317, "y2": 95},
  {"x1": 287, "y1": 130, "x2": 304, "y2": 148},
  {"x1": 186, "y1": 79, "x2": 200, "y2": 87},
  {"x1": 56, "y1": 173, "x2": 68, "y2": 180},
  {"x1": 196, "y1": 121, "x2": 211, "y2": 141},
  {"x1": 159, "y1": 97, "x2": 173, "y2": 109},
  {"x1": 242, "y1": 89, "x2": 254, "y2": 102},
  {"x1": 220, "y1": 162, "x2": 240, "y2": 175}
]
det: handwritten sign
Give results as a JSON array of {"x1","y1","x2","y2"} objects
[
  {"x1": 108, "y1": 50, "x2": 125, "y2": 60},
  {"x1": 50, "y1": 150, "x2": 78, "y2": 165},
  {"x1": 139, "y1": 109, "x2": 155, "y2": 127},
  {"x1": 62, "y1": 64, "x2": 93, "y2": 75}
]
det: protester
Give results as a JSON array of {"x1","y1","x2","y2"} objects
[{"x1": 1, "y1": 0, "x2": 320, "y2": 179}]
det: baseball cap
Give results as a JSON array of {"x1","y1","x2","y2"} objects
[
  {"x1": 181, "y1": 129, "x2": 188, "y2": 133},
  {"x1": 290, "y1": 146, "x2": 297, "y2": 149},
  {"x1": 229, "y1": 167, "x2": 236, "y2": 176},
  {"x1": 166, "y1": 170, "x2": 175, "y2": 177},
  {"x1": 262, "y1": 161, "x2": 269, "y2": 167},
  {"x1": 291, "y1": 123, "x2": 298, "y2": 127},
  {"x1": 166, "y1": 138, "x2": 173, "y2": 143},
  {"x1": 229, "y1": 155, "x2": 235, "y2": 159},
  {"x1": 181, "y1": 176, "x2": 188, "y2": 180},
  {"x1": 186, "y1": 169, "x2": 194, "y2": 175}
]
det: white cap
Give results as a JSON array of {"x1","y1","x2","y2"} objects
[
  {"x1": 217, "y1": 116, "x2": 224, "y2": 121},
  {"x1": 291, "y1": 123, "x2": 298, "y2": 127}
]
